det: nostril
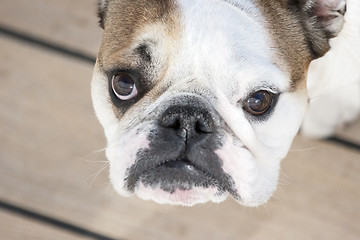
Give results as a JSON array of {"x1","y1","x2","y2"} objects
[
  {"x1": 160, "y1": 105, "x2": 215, "y2": 139},
  {"x1": 173, "y1": 118, "x2": 181, "y2": 129},
  {"x1": 161, "y1": 114, "x2": 181, "y2": 129},
  {"x1": 195, "y1": 120, "x2": 213, "y2": 134},
  {"x1": 161, "y1": 115, "x2": 187, "y2": 139}
]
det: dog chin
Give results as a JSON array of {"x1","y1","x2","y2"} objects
[
  {"x1": 135, "y1": 184, "x2": 228, "y2": 206},
  {"x1": 133, "y1": 184, "x2": 273, "y2": 207},
  {"x1": 107, "y1": 127, "x2": 278, "y2": 207},
  {"x1": 111, "y1": 179, "x2": 274, "y2": 207}
]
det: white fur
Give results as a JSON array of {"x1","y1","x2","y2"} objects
[
  {"x1": 92, "y1": 0, "x2": 306, "y2": 206},
  {"x1": 168, "y1": 0, "x2": 307, "y2": 205},
  {"x1": 107, "y1": 125, "x2": 151, "y2": 197},
  {"x1": 302, "y1": 0, "x2": 360, "y2": 137},
  {"x1": 92, "y1": 0, "x2": 360, "y2": 206},
  {"x1": 136, "y1": 183, "x2": 227, "y2": 206}
]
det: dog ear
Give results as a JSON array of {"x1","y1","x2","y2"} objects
[
  {"x1": 97, "y1": 0, "x2": 110, "y2": 29},
  {"x1": 298, "y1": 0, "x2": 346, "y2": 58}
]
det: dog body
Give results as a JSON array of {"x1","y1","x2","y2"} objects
[
  {"x1": 92, "y1": 0, "x2": 360, "y2": 206},
  {"x1": 302, "y1": 1, "x2": 360, "y2": 137}
]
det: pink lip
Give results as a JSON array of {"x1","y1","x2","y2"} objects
[{"x1": 136, "y1": 183, "x2": 222, "y2": 206}]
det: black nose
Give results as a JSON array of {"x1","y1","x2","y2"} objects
[{"x1": 159, "y1": 105, "x2": 214, "y2": 140}]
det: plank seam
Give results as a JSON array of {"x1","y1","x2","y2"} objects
[
  {"x1": 0, "y1": 199, "x2": 121, "y2": 240},
  {"x1": 326, "y1": 136, "x2": 360, "y2": 153},
  {"x1": 0, "y1": 24, "x2": 96, "y2": 64}
]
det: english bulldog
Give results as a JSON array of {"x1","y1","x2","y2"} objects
[{"x1": 91, "y1": 0, "x2": 360, "y2": 206}]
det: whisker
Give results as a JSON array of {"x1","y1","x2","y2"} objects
[
  {"x1": 289, "y1": 145, "x2": 320, "y2": 152},
  {"x1": 85, "y1": 147, "x2": 107, "y2": 156},
  {"x1": 87, "y1": 162, "x2": 110, "y2": 187},
  {"x1": 278, "y1": 171, "x2": 292, "y2": 186},
  {"x1": 81, "y1": 158, "x2": 108, "y2": 163},
  {"x1": 259, "y1": 201, "x2": 270, "y2": 215},
  {"x1": 277, "y1": 185, "x2": 288, "y2": 202}
]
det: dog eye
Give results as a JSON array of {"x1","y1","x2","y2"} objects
[
  {"x1": 112, "y1": 73, "x2": 138, "y2": 100},
  {"x1": 244, "y1": 90, "x2": 273, "y2": 115}
]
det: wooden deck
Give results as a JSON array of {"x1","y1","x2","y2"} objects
[{"x1": 0, "y1": 1, "x2": 359, "y2": 239}]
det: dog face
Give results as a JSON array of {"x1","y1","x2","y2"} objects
[{"x1": 92, "y1": 0, "x2": 345, "y2": 206}]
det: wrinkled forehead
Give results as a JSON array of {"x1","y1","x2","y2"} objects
[
  {"x1": 174, "y1": 0, "x2": 275, "y2": 74},
  {"x1": 98, "y1": 0, "x2": 310, "y2": 90},
  {"x1": 99, "y1": 0, "x2": 270, "y2": 67}
]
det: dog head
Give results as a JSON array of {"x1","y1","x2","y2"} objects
[{"x1": 92, "y1": 0, "x2": 346, "y2": 206}]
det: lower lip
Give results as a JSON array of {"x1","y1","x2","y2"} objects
[
  {"x1": 136, "y1": 182, "x2": 221, "y2": 206},
  {"x1": 162, "y1": 159, "x2": 198, "y2": 172}
]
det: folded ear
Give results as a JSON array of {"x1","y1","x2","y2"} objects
[
  {"x1": 98, "y1": 0, "x2": 110, "y2": 29},
  {"x1": 299, "y1": 0, "x2": 346, "y2": 58}
]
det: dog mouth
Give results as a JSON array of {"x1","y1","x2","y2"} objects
[
  {"x1": 123, "y1": 122, "x2": 239, "y2": 200},
  {"x1": 159, "y1": 157, "x2": 198, "y2": 172},
  {"x1": 136, "y1": 157, "x2": 218, "y2": 194}
]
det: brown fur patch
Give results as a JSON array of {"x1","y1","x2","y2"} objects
[
  {"x1": 254, "y1": 0, "x2": 313, "y2": 91},
  {"x1": 97, "y1": 0, "x2": 179, "y2": 71},
  {"x1": 96, "y1": 0, "x2": 180, "y2": 119}
]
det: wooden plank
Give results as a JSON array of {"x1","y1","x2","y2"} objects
[
  {"x1": 0, "y1": 211, "x2": 89, "y2": 240},
  {"x1": 0, "y1": 35, "x2": 122, "y2": 238},
  {"x1": 0, "y1": 35, "x2": 360, "y2": 239},
  {"x1": 269, "y1": 136, "x2": 360, "y2": 240},
  {"x1": 0, "y1": 0, "x2": 102, "y2": 56}
]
